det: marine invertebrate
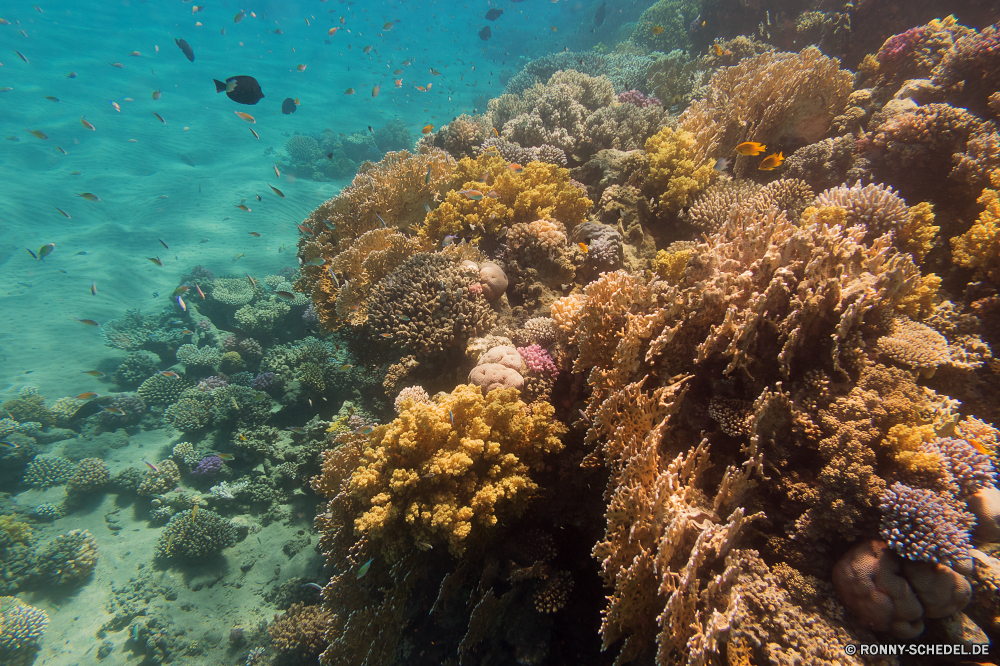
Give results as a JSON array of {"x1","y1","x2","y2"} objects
[
  {"x1": 393, "y1": 385, "x2": 431, "y2": 413},
  {"x1": 38, "y1": 529, "x2": 98, "y2": 585},
  {"x1": 875, "y1": 315, "x2": 952, "y2": 377},
  {"x1": 269, "y1": 603, "x2": 332, "y2": 659},
  {"x1": 931, "y1": 437, "x2": 998, "y2": 499},
  {"x1": 0, "y1": 597, "x2": 48, "y2": 663},
  {"x1": 154, "y1": 508, "x2": 238, "y2": 559},
  {"x1": 579, "y1": 102, "x2": 666, "y2": 161},
  {"x1": 330, "y1": 384, "x2": 565, "y2": 558},
  {"x1": 176, "y1": 343, "x2": 222, "y2": 369},
  {"x1": 112, "y1": 352, "x2": 159, "y2": 387},
  {"x1": 517, "y1": 344, "x2": 558, "y2": 377},
  {"x1": 420, "y1": 153, "x2": 592, "y2": 243},
  {"x1": 879, "y1": 482, "x2": 975, "y2": 573},
  {"x1": 1, "y1": 393, "x2": 54, "y2": 429},
  {"x1": 645, "y1": 50, "x2": 713, "y2": 112},
  {"x1": 951, "y1": 171, "x2": 1000, "y2": 284},
  {"x1": 503, "y1": 51, "x2": 654, "y2": 97},
  {"x1": 932, "y1": 22, "x2": 1000, "y2": 120},
  {"x1": 365, "y1": 253, "x2": 497, "y2": 355},
  {"x1": 23, "y1": 456, "x2": 73, "y2": 488},
  {"x1": 285, "y1": 134, "x2": 322, "y2": 163},
  {"x1": 136, "y1": 372, "x2": 188, "y2": 406},
  {"x1": 469, "y1": 346, "x2": 525, "y2": 393},
  {"x1": 95, "y1": 392, "x2": 146, "y2": 426},
  {"x1": 643, "y1": 126, "x2": 717, "y2": 215},
  {"x1": 66, "y1": 458, "x2": 111, "y2": 495},
  {"x1": 685, "y1": 179, "x2": 761, "y2": 232},
  {"x1": 163, "y1": 395, "x2": 212, "y2": 432},
  {"x1": 678, "y1": 47, "x2": 852, "y2": 175},
  {"x1": 137, "y1": 459, "x2": 181, "y2": 496},
  {"x1": 210, "y1": 276, "x2": 256, "y2": 308},
  {"x1": 234, "y1": 297, "x2": 291, "y2": 337},
  {"x1": 0, "y1": 515, "x2": 32, "y2": 545},
  {"x1": 832, "y1": 539, "x2": 924, "y2": 638},
  {"x1": 190, "y1": 455, "x2": 224, "y2": 479}
]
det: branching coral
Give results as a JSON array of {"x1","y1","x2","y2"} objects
[
  {"x1": 678, "y1": 47, "x2": 852, "y2": 175},
  {"x1": 154, "y1": 508, "x2": 237, "y2": 559},
  {"x1": 419, "y1": 153, "x2": 591, "y2": 243},
  {"x1": 342, "y1": 384, "x2": 565, "y2": 558},
  {"x1": 952, "y1": 171, "x2": 1000, "y2": 284},
  {"x1": 643, "y1": 126, "x2": 717, "y2": 216}
]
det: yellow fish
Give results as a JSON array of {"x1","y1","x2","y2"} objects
[
  {"x1": 234, "y1": 111, "x2": 255, "y2": 123},
  {"x1": 651, "y1": 25, "x2": 664, "y2": 35},
  {"x1": 735, "y1": 141, "x2": 766, "y2": 156},
  {"x1": 758, "y1": 151, "x2": 785, "y2": 171}
]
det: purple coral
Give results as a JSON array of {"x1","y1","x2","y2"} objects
[
  {"x1": 876, "y1": 26, "x2": 930, "y2": 66},
  {"x1": 617, "y1": 89, "x2": 661, "y2": 108},
  {"x1": 303, "y1": 303, "x2": 320, "y2": 326},
  {"x1": 222, "y1": 334, "x2": 239, "y2": 350},
  {"x1": 251, "y1": 372, "x2": 276, "y2": 391},
  {"x1": 879, "y1": 482, "x2": 975, "y2": 572},
  {"x1": 237, "y1": 338, "x2": 262, "y2": 359},
  {"x1": 190, "y1": 455, "x2": 223, "y2": 478},
  {"x1": 587, "y1": 235, "x2": 620, "y2": 267},
  {"x1": 197, "y1": 375, "x2": 229, "y2": 391},
  {"x1": 517, "y1": 344, "x2": 559, "y2": 377},
  {"x1": 931, "y1": 437, "x2": 998, "y2": 499}
]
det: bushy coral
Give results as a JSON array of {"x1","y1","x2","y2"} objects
[
  {"x1": 38, "y1": 529, "x2": 98, "y2": 585},
  {"x1": 66, "y1": 458, "x2": 111, "y2": 495},
  {"x1": 332, "y1": 384, "x2": 565, "y2": 558},
  {"x1": 137, "y1": 372, "x2": 188, "y2": 406},
  {"x1": 643, "y1": 126, "x2": 717, "y2": 215},
  {"x1": 95, "y1": 392, "x2": 146, "y2": 426},
  {"x1": 504, "y1": 51, "x2": 654, "y2": 97},
  {"x1": 0, "y1": 597, "x2": 48, "y2": 662},
  {"x1": 517, "y1": 344, "x2": 558, "y2": 377},
  {"x1": 113, "y1": 352, "x2": 159, "y2": 387},
  {"x1": 163, "y1": 395, "x2": 212, "y2": 432},
  {"x1": 1, "y1": 394, "x2": 54, "y2": 429},
  {"x1": 234, "y1": 297, "x2": 291, "y2": 337},
  {"x1": 23, "y1": 456, "x2": 73, "y2": 488},
  {"x1": 285, "y1": 134, "x2": 322, "y2": 163},
  {"x1": 879, "y1": 482, "x2": 974, "y2": 572},
  {"x1": 210, "y1": 277, "x2": 256, "y2": 308},
  {"x1": 154, "y1": 508, "x2": 237, "y2": 559},
  {"x1": 952, "y1": 171, "x2": 1000, "y2": 283},
  {"x1": 269, "y1": 603, "x2": 332, "y2": 659},
  {"x1": 137, "y1": 459, "x2": 181, "y2": 496}
]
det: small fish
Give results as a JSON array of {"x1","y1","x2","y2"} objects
[
  {"x1": 479, "y1": 26, "x2": 491, "y2": 40},
  {"x1": 296, "y1": 64, "x2": 307, "y2": 72},
  {"x1": 142, "y1": 460, "x2": 159, "y2": 472},
  {"x1": 195, "y1": 283, "x2": 206, "y2": 299},
  {"x1": 77, "y1": 192, "x2": 100, "y2": 202},
  {"x1": 149, "y1": 256, "x2": 164, "y2": 267},
  {"x1": 286, "y1": 426, "x2": 307, "y2": 433},
  {"x1": 175, "y1": 37, "x2": 195, "y2": 62},
  {"x1": 442, "y1": 235, "x2": 457, "y2": 247},
  {"x1": 415, "y1": 541, "x2": 433, "y2": 551},
  {"x1": 424, "y1": 203, "x2": 431, "y2": 213},
  {"x1": 110, "y1": 62, "x2": 125, "y2": 68},
  {"x1": 176, "y1": 295, "x2": 187, "y2": 312},
  {"x1": 713, "y1": 157, "x2": 731, "y2": 172},
  {"x1": 216, "y1": 453, "x2": 235, "y2": 461},
  {"x1": 395, "y1": 78, "x2": 402, "y2": 87},
  {"x1": 372, "y1": 84, "x2": 380, "y2": 98},
  {"x1": 75, "y1": 392, "x2": 100, "y2": 400},
  {"x1": 449, "y1": 410, "x2": 454, "y2": 424},
  {"x1": 234, "y1": 10, "x2": 245, "y2": 23},
  {"x1": 578, "y1": 242, "x2": 589, "y2": 253},
  {"x1": 249, "y1": 127, "x2": 260, "y2": 139},
  {"x1": 236, "y1": 204, "x2": 251, "y2": 212},
  {"x1": 486, "y1": 190, "x2": 499, "y2": 199},
  {"x1": 57, "y1": 146, "x2": 68, "y2": 155},
  {"x1": 84, "y1": 370, "x2": 106, "y2": 377},
  {"x1": 129, "y1": 51, "x2": 142, "y2": 57},
  {"x1": 45, "y1": 96, "x2": 59, "y2": 102},
  {"x1": 160, "y1": 371, "x2": 180, "y2": 378},
  {"x1": 267, "y1": 183, "x2": 285, "y2": 198},
  {"x1": 735, "y1": 141, "x2": 766, "y2": 156},
  {"x1": 26, "y1": 129, "x2": 49, "y2": 140},
  {"x1": 248, "y1": 231, "x2": 261, "y2": 237},
  {"x1": 713, "y1": 43, "x2": 724, "y2": 57},
  {"x1": 328, "y1": 27, "x2": 338, "y2": 36},
  {"x1": 244, "y1": 273, "x2": 257, "y2": 289},
  {"x1": 477, "y1": 173, "x2": 489, "y2": 183},
  {"x1": 415, "y1": 85, "x2": 426, "y2": 92},
  {"x1": 363, "y1": 45, "x2": 373, "y2": 54},
  {"x1": 39, "y1": 243, "x2": 56, "y2": 259},
  {"x1": 551, "y1": 26, "x2": 558, "y2": 31},
  {"x1": 355, "y1": 425, "x2": 375, "y2": 435},
  {"x1": 111, "y1": 101, "x2": 121, "y2": 113},
  {"x1": 0, "y1": 88, "x2": 12, "y2": 93},
  {"x1": 66, "y1": 71, "x2": 78, "y2": 78},
  {"x1": 152, "y1": 89, "x2": 162, "y2": 101},
  {"x1": 357, "y1": 558, "x2": 373, "y2": 579},
  {"x1": 421, "y1": 124, "x2": 433, "y2": 134},
  {"x1": 181, "y1": 329, "x2": 194, "y2": 335},
  {"x1": 461, "y1": 189, "x2": 484, "y2": 200},
  {"x1": 234, "y1": 111, "x2": 256, "y2": 123},
  {"x1": 0, "y1": 441, "x2": 21, "y2": 449},
  {"x1": 758, "y1": 151, "x2": 785, "y2": 171},
  {"x1": 302, "y1": 582, "x2": 324, "y2": 591},
  {"x1": 274, "y1": 291, "x2": 296, "y2": 301},
  {"x1": 344, "y1": 88, "x2": 355, "y2": 95},
  {"x1": 90, "y1": 281, "x2": 97, "y2": 296},
  {"x1": 296, "y1": 223, "x2": 314, "y2": 235},
  {"x1": 399, "y1": 316, "x2": 410, "y2": 321},
  {"x1": 15, "y1": 50, "x2": 29, "y2": 63},
  {"x1": 379, "y1": 332, "x2": 392, "y2": 338},
  {"x1": 152, "y1": 112, "x2": 165, "y2": 124},
  {"x1": 101, "y1": 406, "x2": 126, "y2": 416},
  {"x1": 338, "y1": 364, "x2": 353, "y2": 372},
  {"x1": 508, "y1": 163, "x2": 524, "y2": 174},
  {"x1": 233, "y1": 253, "x2": 245, "y2": 262},
  {"x1": 81, "y1": 116, "x2": 96, "y2": 131},
  {"x1": 425, "y1": 166, "x2": 432, "y2": 184},
  {"x1": 75, "y1": 318, "x2": 101, "y2": 327},
  {"x1": 651, "y1": 25, "x2": 664, "y2": 35},
  {"x1": 305, "y1": 257, "x2": 325, "y2": 266}
]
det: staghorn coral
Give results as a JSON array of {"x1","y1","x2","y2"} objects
[
  {"x1": 685, "y1": 179, "x2": 761, "y2": 232},
  {"x1": 366, "y1": 253, "x2": 496, "y2": 356},
  {"x1": 952, "y1": 171, "x2": 1000, "y2": 284},
  {"x1": 340, "y1": 384, "x2": 565, "y2": 558},
  {"x1": 643, "y1": 126, "x2": 717, "y2": 216},
  {"x1": 154, "y1": 508, "x2": 237, "y2": 559},
  {"x1": 420, "y1": 153, "x2": 592, "y2": 244},
  {"x1": 678, "y1": 47, "x2": 852, "y2": 176}
]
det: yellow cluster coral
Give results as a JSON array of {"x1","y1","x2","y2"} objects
[
  {"x1": 952, "y1": 170, "x2": 1000, "y2": 284},
  {"x1": 882, "y1": 423, "x2": 945, "y2": 482},
  {"x1": 652, "y1": 247, "x2": 693, "y2": 282},
  {"x1": 0, "y1": 514, "x2": 32, "y2": 544},
  {"x1": 643, "y1": 126, "x2": 717, "y2": 215},
  {"x1": 419, "y1": 154, "x2": 591, "y2": 244},
  {"x1": 347, "y1": 384, "x2": 566, "y2": 558},
  {"x1": 895, "y1": 273, "x2": 941, "y2": 320}
]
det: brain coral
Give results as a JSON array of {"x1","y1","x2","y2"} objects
[
  {"x1": 832, "y1": 539, "x2": 924, "y2": 638},
  {"x1": 366, "y1": 253, "x2": 497, "y2": 355},
  {"x1": 343, "y1": 384, "x2": 565, "y2": 558},
  {"x1": 154, "y1": 507, "x2": 237, "y2": 559}
]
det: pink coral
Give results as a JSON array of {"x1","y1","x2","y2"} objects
[{"x1": 517, "y1": 344, "x2": 559, "y2": 377}]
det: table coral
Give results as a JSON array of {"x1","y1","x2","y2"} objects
[
  {"x1": 875, "y1": 315, "x2": 952, "y2": 377},
  {"x1": 343, "y1": 384, "x2": 565, "y2": 558},
  {"x1": 879, "y1": 482, "x2": 975, "y2": 573}
]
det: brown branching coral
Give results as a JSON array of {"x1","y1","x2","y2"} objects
[
  {"x1": 678, "y1": 47, "x2": 852, "y2": 176},
  {"x1": 339, "y1": 384, "x2": 565, "y2": 558},
  {"x1": 269, "y1": 603, "x2": 333, "y2": 660}
]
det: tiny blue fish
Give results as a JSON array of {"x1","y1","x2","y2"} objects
[
  {"x1": 301, "y1": 582, "x2": 323, "y2": 591},
  {"x1": 424, "y1": 203, "x2": 431, "y2": 213},
  {"x1": 357, "y1": 558, "x2": 374, "y2": 579},
  {"x1": 449, "y1": 410, "x2": 454, "y2": 424}
]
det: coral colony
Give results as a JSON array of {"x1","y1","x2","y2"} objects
[{"x1": 5, "y1": 8, "x2": 1000, "y2": 666}]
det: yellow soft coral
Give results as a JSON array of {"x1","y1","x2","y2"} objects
[
  {"x1": 952, "y1": 170, "x2": 1000, "y2": 284},
  {"x1": 0, "y1": 514, "x2": 33, "y2": 544},
  {"x1": 643, "y1": 126, "x2": 717, "y2": 215},
  {"x1": 895, "y1": 273, "x2": 941, "y2": 320},
  {"x1": 419, "y1": 154, "x2": 592, "y2": 244},
  {"x1": 652, "y1": 247, "x2": 693, "y2": 282},
  {"x1": 896, "y1": 201, "x2": 939, "y2": 264},
  {"x1": 882, "y1": 423, "x2": 945, "y2": 481},
  {"x1": 347, "y1": 384, "x2": 566, "y2": 558}
]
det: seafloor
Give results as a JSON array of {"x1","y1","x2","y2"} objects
[{"x1": 3, "y1": 1, "x2": 1000, "y2": 665}]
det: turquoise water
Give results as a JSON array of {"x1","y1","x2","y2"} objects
[{"x1": 3, "y1": 0, "x2": 1000, "y2": 665}]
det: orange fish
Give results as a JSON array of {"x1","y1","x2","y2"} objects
[
  {"x1": 415, "y1": 85, "x2": 426, "y2": 91},
  {"x1": 713, "y1": 43, "x2": 724, "y2": 56},
  {"x1": 296, "y1": 223, "x2": 314, "y2": 235},
  {"x1": 394, "y1": 78, "x2": 402, "y2": 87},
  {"x1": 508, "y1": 163, "x2": 524, "y2": 174},
  {"x1": 735, "y1": 141, "x2": 766, "y2": 156},
  {"x1": 249, "y1": 232, "x2": 261, "y2": 237},
  {"x1": 969, "y1": 438, "x2": 993, "y2": 456},
  {"x1": 101, "y1": 406, "x2": 126, "y2": 416},
  {"x1": 160, "y1": 371, "x2": 180, "y2": 379},
  {"x1": 328, "y1": 27, "x2": 338, "y2": 36},
  {"x1": 79, "y1": 116, "x2": 95, "y2": 131},
  {"x1": 75, "y1": 392, "x2": 99, "y2": 400},
  {"x1": 234, "y1": 111, "x2": 255, "y2": 123},
  {"x1": 422, "y1": 124, "x2": 433, "y2": 134},
  {"x1": 758, "y1": 151, "x2": 785, "y2": 171},
  {"x1": 651, "y1": 25, "x2": 664, "y2": 35},
  {"x1": 84, "y1": 370, "x2": 106, "y2": 377},
  {"x1": 195, "y1": 283, "x2": 206, "y2": 299}
]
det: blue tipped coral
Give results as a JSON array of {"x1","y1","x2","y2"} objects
[
  {"x1": 879, "y1": 481, "x2": 975, "y2": 571},
  {"x1": 0, "y1": 596, "x2": 48, "y2": 658},
  {"x1": 931, "y1": 436, "x2": 998, "y2": 498}
]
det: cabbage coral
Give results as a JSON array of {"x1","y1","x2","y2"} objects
[
  {"x1": 346, "y1": 384, "x2": 566, "y2": 558},
  {"x1": 419, "y1": 154, "x2": 591, "y2": 244}
]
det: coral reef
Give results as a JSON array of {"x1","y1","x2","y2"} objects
[
  {"x1": 269, "y1": 603, "x2": 332, "y2": 659},
  {"x1": 154, "y1": 508, "x2": 238, "y2": 559},
  {"x1": 38, "y1": 529, "x2": 98, "y2": 586},
  {"x1": 0, "y1": 597, "x2": 48, "y2": 665},
  {"x1": 66, "y1": 458, "x2": 111, "y2": 495},
  {"x1": 23, "y1": 456, "x2": 73, "y2": 488}
]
